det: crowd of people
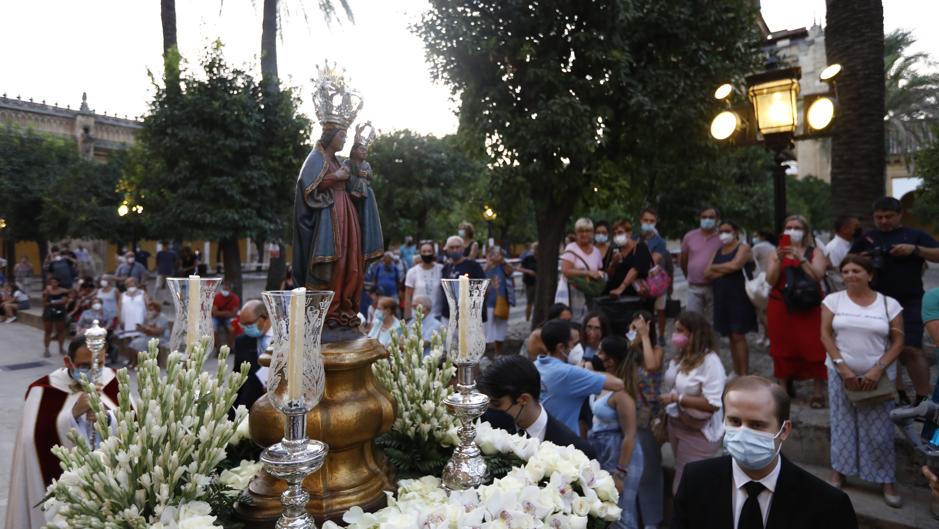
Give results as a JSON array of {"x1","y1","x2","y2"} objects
[{"x1": 6, "y1": 195, "x2": 939, "y2": 528}]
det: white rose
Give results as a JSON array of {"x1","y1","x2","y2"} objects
[
  {"x1": 570, "y1": 496, "x2": 591, "y2": 517},
  {"x1": 567, "y1": 515, "x2": 588, "y2": 529}
]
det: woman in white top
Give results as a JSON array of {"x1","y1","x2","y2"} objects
[
  {"x1": 659, "y1": 310, "x2": 726, "y2": 494},
  {"x1": 403, "y1": 241, "x2": 443, "y2": 320},
  {"x1": 118, "y1": 277, "x2": 148, "y2": 337},
  {"x1": 821, "y1": 254, "x2": 904, "y2": 507},
  {"x1": 558, "y1": 217, "x2": 604, "y2": 320}
]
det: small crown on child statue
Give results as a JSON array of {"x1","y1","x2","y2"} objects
[
  {"x1": 354, "y1": 121, "x2": 376, "y2": 149},
  {"x1": 312, "y1": 61, "x2": 363, "y2": 130}
]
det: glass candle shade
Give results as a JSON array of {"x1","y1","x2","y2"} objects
[
  {"x1": 167, "y1": 277, "x2": 221, "y2": 354},
  {"x1": 440, "y1": 277, "x2": 489, "y2": 365},
  {"x1": 262, "y1": 289, "x2": 334, "y2": 414}
]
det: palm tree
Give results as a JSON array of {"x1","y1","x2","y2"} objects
[
  {"x1": 161, "y1": 0, "x2": 180, "y2": 93},
  {"x1": 884, "y1": 29, "x2": 939, "y2": 171},
  {"x1": 826, "y1": 0, "x2": 885, "y2": 224}
]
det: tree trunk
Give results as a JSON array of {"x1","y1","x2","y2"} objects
[
  {"x1": 37, "y1": 240, "x2": 48, "y2": 287},
  {"x1": 4, "y1": 238, "x2": 15, "y2": 280},
  {"x1": 161, "y1": 0, "x2": 180, "y2": 99},
  {"x1": 221, "y1": 238, "x2": 243, "y2": 298},
  {"x1": 530, "y1": 197, "x2": 575, "y2": 329},
  {"x1": 261, "y1": 0, "x2": 279, "y2": 94},
  {"x1": 826, "y1": 0, "x2": 885, "y2": 227}
]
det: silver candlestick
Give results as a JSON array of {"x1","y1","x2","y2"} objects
[
  {"x1": 261, "y1": 406, "x2": 328, "y2": 529},
  {"x1": 442, "y1": 363, "x2": 489, "y2": 490},
  {"x1": 261, "y1": 289, "x2": 334, "y2": 529},
  {"x1": 439, "y1": 277, "x2": 491, "y2": 491}
]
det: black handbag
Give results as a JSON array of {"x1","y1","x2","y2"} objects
[{"x1": 783, "y1": 247, "x2": 822, "y2": 311}]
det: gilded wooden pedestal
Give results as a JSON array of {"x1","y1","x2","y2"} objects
[{"x1": 235, "y1": 337, "x2": 395, "y2": 526}]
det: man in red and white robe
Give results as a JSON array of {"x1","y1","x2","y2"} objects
[{"x1": 5, "y1": 337, "x2": 119, "y2": 529}]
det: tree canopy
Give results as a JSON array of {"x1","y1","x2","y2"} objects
[
  {"x1": 416, "y1": 0, "x2": 762, "y2": 323},
  {"x1": 123, "y1": 42, "x2": 310, "y2": 291}
]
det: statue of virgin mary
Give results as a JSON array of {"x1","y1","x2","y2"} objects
[{"x1": 292, "y1": 66, "x2": 383, "y2": 330}]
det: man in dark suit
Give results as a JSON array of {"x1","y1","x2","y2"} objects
[
  {"x1": 478, "y1": 355, "x2": 596, "y2": 460},
  {"x1": 229, "y1": 299, "x2": 272, "y2": 419},
  {"x1": 672, "y1": 375, "x2": 857, "y2": 529}
]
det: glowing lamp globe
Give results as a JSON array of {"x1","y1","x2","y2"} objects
[
  {"x1": 806, "y1": 97, "x2": 836, "y2": 131},
  {"x1": 709, "y1": 111, "x2": 740, "y2": 141}
]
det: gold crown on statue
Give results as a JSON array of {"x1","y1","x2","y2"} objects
[
  {"x1": 354, "y1": 121, "x2": 376, "y2": 148},
  {"x1": 312, "y1": 62, "x2": 363, "y2": 130}
]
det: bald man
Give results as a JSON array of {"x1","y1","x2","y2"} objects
[{"x1": 231, "y1": 299, "x2": 272, "y2": 416}]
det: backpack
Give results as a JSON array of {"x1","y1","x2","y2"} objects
[{"x1": 783, "y1": 247, "x2": 822, "y2": 311}]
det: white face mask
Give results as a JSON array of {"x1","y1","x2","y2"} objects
[
  {"x1": 784, "y1": 228, "x2": 805, "y2": 244},
  {"x1": 613, "y1": 234, "x2": 629, "y2": 246},
  {"x1": 92, "y1": 303, "x2": 102, "y2": 311},
  {"x1": 126, "y1": 287, "x2": 138, "y2": 294},
  {"x1": 100, "y1": 280, "x2": 108, "y2": 288},
  {"x1": 126, "y1": 257, "x2": 135, "y2": 264},
  {"x1": 719, "y1": 232, "x2": 735, "y2": 244}
]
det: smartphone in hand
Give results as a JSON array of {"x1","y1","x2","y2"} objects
[{"x1": 779, "y1": 234, "x2": 791, "y2": 248}]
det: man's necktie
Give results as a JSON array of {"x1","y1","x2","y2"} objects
[{"x1": 739, "y1": 481, "x2": 765, "y2": 529}]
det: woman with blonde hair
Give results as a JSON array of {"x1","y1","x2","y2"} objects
[
  {"x1": 559, "y1": 217, "x2": 604, "y2": 320},
  {"x1": 457, "y1": 221, "x2": 481, "y2": 260},
  {"x1": 659, "y1": 310, "x2": 727, "y2": 493},
  {"x1": 765, "y1": 214, "x2": 829, "y2": 408},
  {"x1": 591, "y1": 335, "x2": 644, "y2": 529}
]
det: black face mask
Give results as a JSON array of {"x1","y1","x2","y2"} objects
[{"x1": 421, "y1": 254, "x2": 435, "y2": 264}]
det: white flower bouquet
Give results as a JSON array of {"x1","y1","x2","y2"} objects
[
  {"x1": 373, "y1": 311, "x2": 460, "y2": 477},
  {"x1": 43, "y1": 339, "x2": 250, "y2": 529},
  {"x1": 321, "y1": 441, "x2": 621, "y2": 529}
]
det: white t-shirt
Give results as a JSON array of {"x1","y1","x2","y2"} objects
[
  {"x1": 663, "y1": 352, "x2": 726, "y2": 443},
  {"x1": 822, "y1": 291, "x2": 902, "y2": 380},
  {"x1": 824, "y1": 235, "x2": 852, "y2": 269},
  {"x1": 404, "y1": 263, "x2": 443, "y2": 304}
]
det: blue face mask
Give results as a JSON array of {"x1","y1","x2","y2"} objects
[
  {"x1": 242, "y1": 322, "x2": 264, "y2": 338},
  {"x1": 626, "y1": 330, "x2": 638, "y2": 342},
  {"x1": 71, "y1": 367, "x2": 92, "y2": 384},
  {"x1": 723, "y1": 423, "x2": 786, "y2": 470},
  {"x1": 595, "y1": 234, "x2": 609, "y2": 244},
  {"x1": 447, "y1": 250, "x2": 463, "y2": 261},
  {"x1": 700, "y1": 218, "x2": 717, "y2": 230},
  {"x1": 640, "y1": 223, "x2": 656, "y2": 234}
]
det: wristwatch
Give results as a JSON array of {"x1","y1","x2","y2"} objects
[
  {"x1": 832, "y1": 358, "x2": 845, "y2": 365},
  {"x1": 876, "y1": 359, "x2": 888, "y2": 369}
]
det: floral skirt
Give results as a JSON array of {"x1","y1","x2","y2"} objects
[{"x1": 588, "y1": 429, "x2": 643, "y2": 529}]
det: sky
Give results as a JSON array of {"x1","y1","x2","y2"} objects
[{"x1": 1, "y1": 0, "x2": 937, "y2": 141}]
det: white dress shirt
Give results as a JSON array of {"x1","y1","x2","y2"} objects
[
  {"x1": 524, "y1": 406, "x2": 549, "y2": 442},
  {"x1": 731, "y1": 457, "x2": 781, "y2": 529}
]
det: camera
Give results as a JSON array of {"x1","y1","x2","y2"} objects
[{"x1": 867, "y1": 244, "x2": 889, "y2": 270}]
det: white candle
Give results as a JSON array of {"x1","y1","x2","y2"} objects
[
  {"x1": 458, "y1": 274, "x2": 469, "y2": 360},
  {"x1": 287, "y1": 287, "x2": 306, "y2": 401},
  {"x1": 186, "y1": 275, "x2": 200, "y2": 352}
]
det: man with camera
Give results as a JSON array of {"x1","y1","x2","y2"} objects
[{"x1": 851, "y1": 197, "x2": 939, "y2": 405}]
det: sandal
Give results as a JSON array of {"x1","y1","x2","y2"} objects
[{"x1": 810, "y1": 396, "x2": 826, "y2": 409}]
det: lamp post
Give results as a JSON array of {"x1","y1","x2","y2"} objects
[
  {"x1": 118, "y1": 202, "x2": 144, "y2": 252},
  {"x1": 482, "y1": 206, "x2": 497, "y2": 249},
  {"x1": 710, "y1": 62, "x2": 841, "y2": 235}
]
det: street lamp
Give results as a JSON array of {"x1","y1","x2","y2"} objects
[
  {"x1": 482, "y1": 206, "x2": 497, "y2": 248},
  {"x1": 709, "y1": 62, "x2": 842, "y2": 234},
  {"x1": 0, "y1": 218, "x2": 6, "y2": 230}
]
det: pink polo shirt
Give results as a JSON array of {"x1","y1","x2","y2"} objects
[{"x1": 681, "y1": 228, "x2": 723, "y2": 286}]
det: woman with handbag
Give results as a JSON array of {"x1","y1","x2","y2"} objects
[
  {"x1": 821, "y1": 254, "x2": 904, "y2": 507},
  {"x1": 765, "y1": 214, "x2": 829, "y2": 408},
  {"x1": 484, "y1": 246, "x2": 515, "y2": 355},
  {"x1": 559, "y1": 217, "x2": 605, "y2": 320},
  {"x1": 706, "y1": 221, "x2": 757, "y2": 376},
  {"x1": 659, "y1": 310, "x2": 727, "y2": 494},
  {"x1": 41, "y1": 276, "x2": 70, "y2": 357}
]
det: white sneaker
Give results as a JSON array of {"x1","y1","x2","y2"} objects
[{"x1": 7, "y1": 316, "x2": 15, "y2": 323}]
